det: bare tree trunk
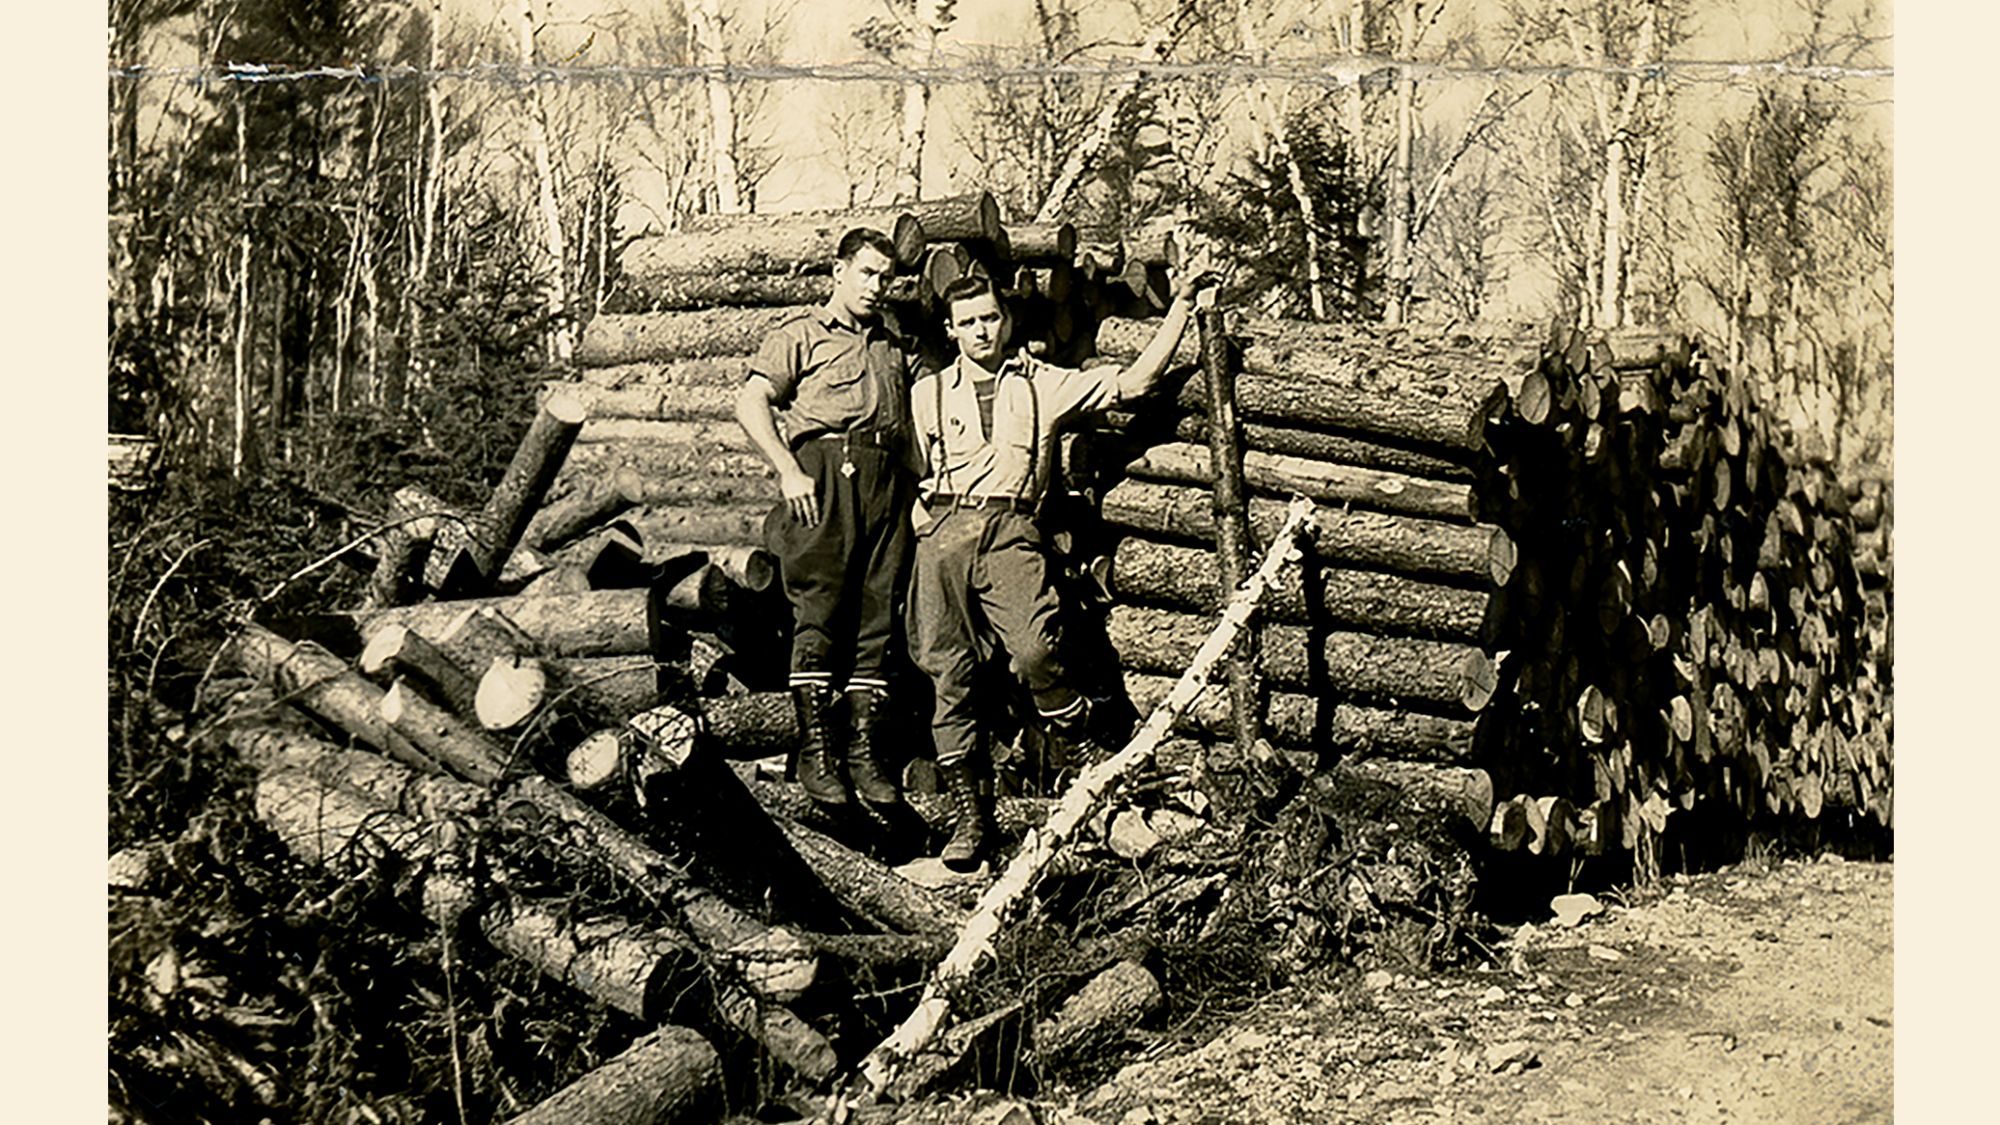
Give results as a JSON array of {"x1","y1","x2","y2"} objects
[
  {"x1": 1598, "y1": 135, "x2": 1627, "y2": 329},
  {"x1": 687, "y1": 0, "x2": 742, "y2": 214},
  {"x1": 232, "y1": 89, "x2": 251, "y2": 480},
  {"x1": 515, "y1": 0, "x2": 574, "y2": 364},
  {"x1": 894, "y1": 27, "x2": 939, "y2": 204},
  {"x1": 1384, "y1": 2, "x2": 1418, "y2": 324},
  {"x1": 1345, "y1": 0, "x2": 1368, "y2": 175}
]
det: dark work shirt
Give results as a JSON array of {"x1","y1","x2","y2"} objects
[{"x1": 748, "y1": 303, "x2": 921, "y2": 447}]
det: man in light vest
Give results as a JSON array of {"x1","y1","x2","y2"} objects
[{"x1": 909, "y1": 262, "x2": 1217, "y2": 869}]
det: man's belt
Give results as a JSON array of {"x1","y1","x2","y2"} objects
[
  {"x1": 928, "y1": 493, "x2": 1037, "y2": 514},
  {"x1": 792, "y1": 428, "x2": 901, "y2": 452}
]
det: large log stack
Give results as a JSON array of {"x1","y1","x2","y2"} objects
[
  {"x1": 1467, "y1": 329, "x2": 1893, "y2": 870},
  {"x1": 202, "y1": 195, "x2": 1891, "y2": 1116}
]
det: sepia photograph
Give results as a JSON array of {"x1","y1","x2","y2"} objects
[{"x1": 103, "y1": 0, "x2": 1899, "y2": 1121}]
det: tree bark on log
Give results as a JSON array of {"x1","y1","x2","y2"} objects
[
  {"x1": 617, "y1": 503, "x2": 770, "y2": 549},
  {"x1": 1032, "y1": 959, "x2": 1162, "y2": 1064},
  {"x1": 231, "y1": 624, "x2": 436, "y2": 773},
  {"x1": 424, "y1": 392, "x2": 587, "y2": 592},
  {"x1": 1172, "y1": 366, "x2": 1503, "y2": 452},
  {"x1": 624, "y1": 270, "x2": 833, "y2": 311},
  {"x1": 367, "y1": 484, "x2": 456, "y2": 609},
  {"x1": 1100, "y1": 480, "x2": 1506, "y2": 585},
  {"x1": 360, "y1": 589, "x2": 651, "y2": 658},
  {"x1": 575, "y1": 417, "x2": 758, "y2": 451},
  {"x1": 1147, "y1": 412, "x2": 1475, "y2": 481},
  {"x1": 358, "y1": 624, "x2": 481, "y2": 715},
  {"x1": 500, "y1": 1025, "x2": 722, "y2": 1125},
  {"x1": 544, "y1": 381, "x2": 738, "y2": 424},
  {"x1": 380, "y1": 679, "x2": 513, "y2": 785},
  {"x1": 1095, "y1": 316, "x2": 1533, "y2": 399},
  {"x1": 698, "y1": 692, "x2": 797, "y2": 756},
  {"x1": 522, "y1": 465, "x2": 647, "y2": 553},
  {"x1": 904, "y1": 192, "x2": 1003, "y2": 242},
  {"x1": 1325, "y1": 758, "x2": 1494, "y2": 837},
  {"x1": 774, "y1": 816, "x2": 966, "y2": 938},
  {"x1": 1005, "y1": 221, "x2": 1077, "y2": 262},
  {"x1": 578, "y1": 307, "x2": 814, "y2": 366},
  {"x1": 682, "y1": 207, "x2": 926, "y2": 266},
  {"x1": 1121, "y1": 672, "x2": 1476, "y2": 760},
  {"x1": 1111, "y1": 537, "x2": 1493, "y2": 642},
  {"x1": 564, "y1": 452, "x2": 780, "y2": 510},
  {"x1": 558, "y1": 355, "x2": 755, "y2": 396},
  {"x1": 1107, "y1": 605, "x2": 1496, "y2": 713},
  {"x1": 1120, "y1": 441, "x2": 1479, "y2": 522},
  {"x1": 479, "y1": 900, "x2": 702, "y2": 1020}
]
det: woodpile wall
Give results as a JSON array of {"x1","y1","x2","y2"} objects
[{"x1": 214, "y1": 194, "x2": 1892, "y2": 1112}]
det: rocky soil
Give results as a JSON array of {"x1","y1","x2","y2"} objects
[{"x1": 914, "y1": 854, "x2": 1891, "y2": 1125}]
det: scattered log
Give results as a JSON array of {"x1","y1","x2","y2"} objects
[
  {"x1": 1121, "y1": 441, "x2": 1479, "y2": 522},
  {"x1": 367, "y1": 484, "x2": 456, "y2": 609},
  {"x1": 521, "y1": 465, "x2": 648, "y2": 553},
  {"x1": 559, "y1": 444, "x2": 776, "y2": 503},
  {"x1": 1032, "y1": 959, "x2": 1163, "y2": 1064},
  {"x1": 1176, "y1": 368, "x2": 1504, "y2": 453},
  {"x1": 358, "y1": 624, "x2": 481, "y2": 715},
  {"x1": 1110, "y1": 537, "x2": 1492, "y2": 642},
  {"x1": 775, "y1": 816, "x2": 966, "y2": 938},
  {"x1": 480, "y1": 900, "x2": 703, "y2": 1020},
  {"x1": 230, "y1": 624, "x2": 436, "y2": 773},
  {"x1": 1099, "y1": 481, "x2": 1508, "y2": 586},
  {"x1": 360, "y1": 589, "x2": 652, "y2": 658},
  {"x1": 1119, "y1": 673, "x2": 1477, "y2": 760},
  {"x1": 500, "y1": 1025, "x2": 723, "y2": 1125},
  {"x1": 254, "y1": 766, "x2": 446, "y2": 871},
  {"x1": 380, "y1": 679, "x2": 513, "y2": 785},
  {"x1": 627, "y1": 270, "x2": 833, "y2": 310},
  {"x1": 424, "y1": 391, "x2": 587, "y2": 593},
  {"x1": 542, "y1": 380, "x2": 740, "y2": 424}
]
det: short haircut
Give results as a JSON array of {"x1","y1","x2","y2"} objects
[
  {"x1": 941, "y1": 274, "x2": 999, "y2": 316},
  {"x1": 836, "y1": 227, "x2": 898, "y2": 264}
]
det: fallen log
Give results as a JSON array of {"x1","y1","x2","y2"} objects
[
  {"x1": 358, "y1": 624, "x2": 481, "y2": 715},
  {"x1": 578, "y1": 307, "x2": 814, "y2": 366},
  {"x1": 776, "y1": 816, "x2": 966, "y2": 938},
  {"x1": 903, "y1": 191, "x2": 1004, "y2": 243},
  {"x1": 618, "y1": 503, "x2": 770, "y2": 549},
  {"x1": 542, "y1": 379, "x2": 741, "y2": 424},
  {"x1": 360, "y1": 589, "x2": 652, "y2": 658},
  {"x1": 501, "y1": 1025, "x2": 723, "y2": 1125},
  {"x1": 1121, "y1": 441, "x2": 1479, "y2": 522},
  {"x1": 557, "y1": 443, "x2": 774, "y2": 498},
  {"x1": 380, "y1": 679, "x2": 513, "y2": 785},
  {"x1": 1032, "y1": 958, "x2": 1163, "y2": 1063},
  {"x1": 556, "y1": 355, "x2": 755, "y2": 396},
  {"x1": 521, "y1": 465, "x2": 648, "y2": 553},
  {"x1": 231, "y1": 624, "x2": 435, "y2": 772},
  {"x1": 1178, "y1": 367, "x2": 1504, "y2": 452},
  {"x1": 424, "y1": 391, "x2": 587, "y2": 593},
  {"x1": 480, "y1": 901, "x2": 703, "y2": 1020},
  {"x1": 1110, "y1": 537, "x2": 1493, "y2": 643},
  {"x1": 625, "y1": 270, "x2": 832, "y2": 310},
  {"x1": 1100, "y1": 480, "x2": 1509, "y2": 586},
  {"x1": 367, "y1": 484, "x2": 455, "y2": 609}
]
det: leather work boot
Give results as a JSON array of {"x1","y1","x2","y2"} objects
[
  {"x1": 845, "y1": 688, "x2": 903, "y2": 808},
  {"x1": 791, "y1": 683, "x2": 849, "y2": 806},
  {"x1": 1045, "y1": 695, "x2": 1117, "y2": 771},
  {"x1": 938, "y1": 759, "x2": 995, "y2": 873}
]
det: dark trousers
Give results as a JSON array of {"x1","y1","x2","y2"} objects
[
  {"x1": 909, "y1": 507, "x2": 1084, "y2": 766},
  {"x1": 764, "y1": 437, "x2": 914, "y2": 691}
]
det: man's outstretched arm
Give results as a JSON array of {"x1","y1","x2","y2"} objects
[{"x1": 1114, "y1": 262, "x2": 1221, "y2": 401}]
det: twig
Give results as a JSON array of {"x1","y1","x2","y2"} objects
[
  {"x1": 439, "y1": 922, "x2": 470, "y2": 1125},
  {"x1": 130, "y1": 538, "x2": 211, "y2": 651}
]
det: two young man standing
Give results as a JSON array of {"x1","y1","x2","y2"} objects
[{"x1": 737, "y1": 227, "x2": 1213, "y2": 869}]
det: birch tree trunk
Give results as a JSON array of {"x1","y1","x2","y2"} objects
[
  {"x1": 688, "y1": 0, "x2": 742, "y2": 214},
  {"x1": 515, "y1": 0, "x2": 574, "y2": 365},
  {"x1": 232, "y1": 89, "x2": 251, "y2": 480},
  {"x1": 1383, "y1": 2, "x2": 1418, "y2": 325},
  {"x1": 1345, "y1": 0, "x2": 1367, "y2": 173},
  {"x1": 894, "y1": 24, "x2": 939, "y2": 204},
  {"x1": 1239, "y1": 7, "x2": 1326, "y2": 319}
]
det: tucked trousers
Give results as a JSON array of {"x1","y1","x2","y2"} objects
[
  {"x1": 909, "y1": 507, "x2": 1085, "y2": 766},
  {"x1": 764, "y1": 436, "x2": 914, "y2": 691}
]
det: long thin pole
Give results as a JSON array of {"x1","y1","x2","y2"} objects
[{"x1": 1199, "y1": 298, "x2": 1262, "y2": 762}]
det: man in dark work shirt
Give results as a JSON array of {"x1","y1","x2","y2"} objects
[{"x1": 735, "y1": 229, "x2": 923, "y2": 810}]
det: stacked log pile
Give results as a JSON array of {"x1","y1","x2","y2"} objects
[
  {"x1": 1463, "y1": 330, "x2": 1893, "y2": 870},
  {"x1": 201, "y1": 193, "x2": 1892, "y2": 1115}
]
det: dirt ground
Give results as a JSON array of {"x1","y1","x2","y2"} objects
[{"x1": 982, "y1": 854, "x2": 1890, "y2": 1125}]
